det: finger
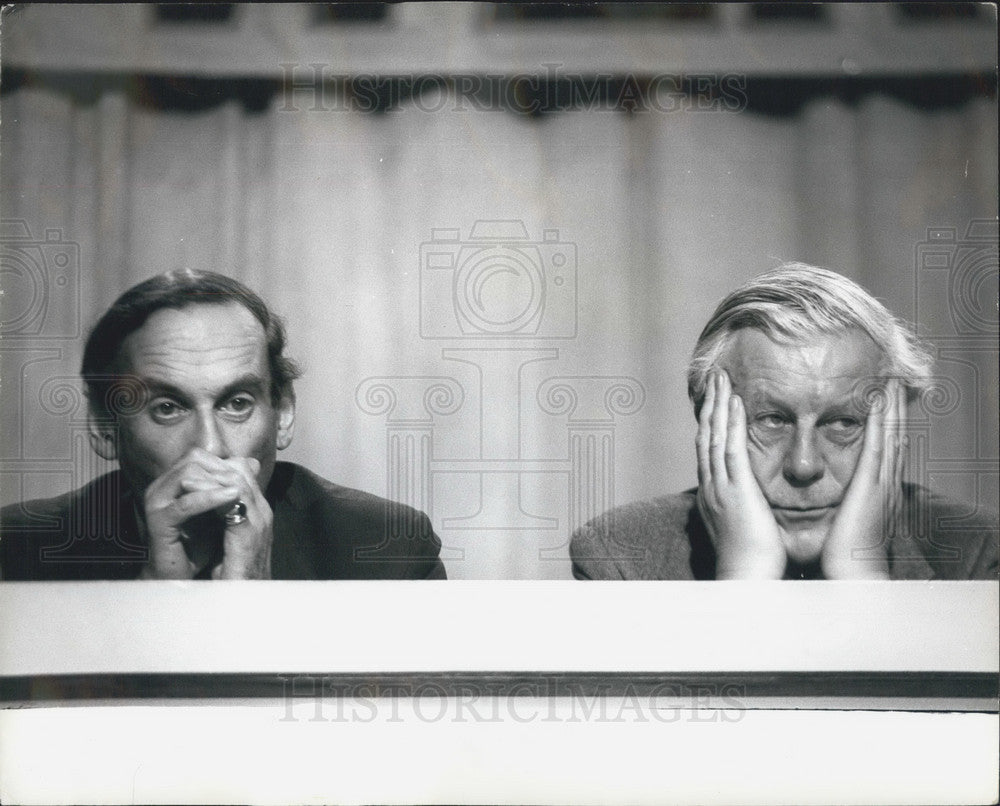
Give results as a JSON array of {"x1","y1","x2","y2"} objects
[
  {"x1": 146, "y1": 451, "x2": 243, "y2": 504},
  {"x1": 896, "y1": 380, "x2": 908, "y2": 432},
  {"x1": 147, "y1": 463, "x2": 221, "y2": 509},
  {"x1": 166, "y1": 451, "x2": 261, "y2": 505},
  {"x1": 881, "y1": 379, "x2": 903, "y2": 483},
  {"x1": 166, "y1": 486, "x2": 242, "y2": 525},
  {"x1": 891, "y1": 382, "x2": 907, "y2": 519},
  {"x1": 222, "y1": 457, "x2": 264, "y2": 499},
  {"x1": 179, "y1": 473, "x2": 229, "y2": 494},
  {"x1": 163, "y1": 449, "x2": 241, "y2": 485},
  {"x1": 725, "y1": 394, "x2": 754, "y2": 483},
  {"x1": 216, "y1": 460, "x2": 271, "y2": 541},
  {"x1": 879, "y1": 378, "x2": 896, "y2": 485},
  {"x1": 877, "y1": 380, "x2": 903, "y2": 535},
  {"x1": 184, "y1": 447, "x2": 242, "y2": 473},
  {"x1": 894, "y1": 429, "x2": 907, "y2": 492},
  {"x1": 697, "y1": 370, "x2": 717, "y2": 489},
  {"x1": 175, "y1": 468, "x2": 247, "y2": 503},
  {"x1": 883, "y1": 378, "x2": 901, "y2": 433},
  {"x1": 174, "y1": 451, "x2": 253, "y2": 493},
  {"x1": 893, "y1": 380, "x2": 907, "y2": 478},
  {"x1": 853, "y1": 383, "x2": 886, "y2": 487},
  {"x1": 710, "y1": 371, "x2": 731, "y2": 485},
  {"x1": 893, "y1": 429, "x2": 908, "y2": 539},
  {"x1": 218, "y1": 458, "x2": 269, "y2": 527},
  {"x1": 218, "y1": 489, "x2": 269, "y2": 529}
]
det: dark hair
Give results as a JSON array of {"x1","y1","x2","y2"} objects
[{"x1": 82, "y1": 269, "x2": 301, "y2": 416}]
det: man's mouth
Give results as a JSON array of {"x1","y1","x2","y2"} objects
[{"x1": 771, "y1": 505, "x2": 836, "y2": 523}]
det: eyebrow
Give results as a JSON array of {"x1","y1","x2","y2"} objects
[
  {"x1": 744, "y1": 390, "x2": 794, "y2": 409},
  {"x1": 217, "y1": 374, "x2": 269, "y2": 400},
  {"x1": 746, "y1": 392, "x2": 863, "y2": 414}
]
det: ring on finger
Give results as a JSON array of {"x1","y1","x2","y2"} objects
[{"x1": 224, "y1": 501, "x2": 248, "y2": 526}]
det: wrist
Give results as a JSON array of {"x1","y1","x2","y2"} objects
[
  {"x1": 822, "y1": 559, "x2": 890, "y2": 580},
  {"x1": 139, "y1": 543, "x2": 196, "y2": 580},
  {"x1": 716, "y1": 548, "x2": 786, "y2": 580},
  {"x1": 217, "y1": 550, "x2": 271, "y2": 580},
  {"x1": 138, "y1": 562, "x2": 189, "y2": 580}
]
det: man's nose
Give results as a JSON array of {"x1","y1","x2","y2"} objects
[
  {"x1": 192, "y1": 411, "x2": 229, "y2": 458},
  {"x1": 782, "y1": 428, "x2": 824, "y2": 486}
]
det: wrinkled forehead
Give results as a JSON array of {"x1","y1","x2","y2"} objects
[
  {"x1": 116, "y1": 302, "x2": 269, "y2": 378},
  {"x1": 718, "y1": 327, "x2": 886, "y2": 401}
]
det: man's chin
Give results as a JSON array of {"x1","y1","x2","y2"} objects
[{"x1": 772, "y1": 509, "x2": 833, "y2": 564}]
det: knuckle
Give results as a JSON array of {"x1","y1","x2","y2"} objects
[{"x1": 226, "y1": 456, "x2": 249, "y2": 472}]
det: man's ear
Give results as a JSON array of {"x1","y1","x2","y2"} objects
[
  {"x1": 275, "y1": 391, "x2": 296, "y2": 451},
  {"x1": 87, "y1": 409, "x2": 119, "y2": 461}
]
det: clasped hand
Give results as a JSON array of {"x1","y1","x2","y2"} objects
[
  {"x1": 696, "y1": 370, "x2": 904, "y2": 579},
  {"x1": 139, "y1": 448, "x2": 273, "y2": 580}
]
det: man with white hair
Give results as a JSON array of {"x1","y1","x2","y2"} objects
[{"x1": 571, "y1": 263, "x2": 998, "y2": 580}]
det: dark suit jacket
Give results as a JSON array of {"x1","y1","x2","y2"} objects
[
  {"x1": 571, "y1": 484, "x2": 999, "y2": 581},
  {"x1": 0, "y1": 462, "x2": 446, "y2": 580}
]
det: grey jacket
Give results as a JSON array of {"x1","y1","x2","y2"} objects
[{"x1": 571, "y1": 484, "x2": 999, "y2": 580}]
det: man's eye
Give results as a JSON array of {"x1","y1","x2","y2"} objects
[
  {"x1": 222, "y1": 396, "x2": 255, "y2": 416},
  {"x1": 823, "y1": 417, "x2": 863, "y2": 443},
  {"x1": 755, "y1": 413, "x2": 788, "y2": 429},
  {"x1": 826, "y1": 417, "x2": 861, "y2": 433},
  {"x1": 150, "y1": 401, "x2": 184, "y2": 422}
]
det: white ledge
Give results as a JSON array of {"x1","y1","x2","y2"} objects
[{"x1": 1, "y1": 580, "x2": 996, "y2": 676}]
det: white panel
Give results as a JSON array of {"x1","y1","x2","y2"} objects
[
  {"x1": 0, "y1": 581, "x2": 996, "y2": 676},
  {"x1": 0, "y1": 706, "x2": 997, "y2": 805}
]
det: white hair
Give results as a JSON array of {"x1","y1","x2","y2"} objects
[{"x1": 687, "y1": 262, "x2": 934, "y2": 412}]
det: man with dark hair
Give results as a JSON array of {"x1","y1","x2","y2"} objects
[
  {"x1": 571, "y1": 263, "x2": 998, "y2": 581},
  {"x1": 1, "y1": 270, "x2": 447, "y2": 580}
]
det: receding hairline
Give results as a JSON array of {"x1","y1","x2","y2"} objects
[
  {"x1": 109, "y1": 299, "x2": 271, "y2": 367},
  {"x1": 126, "y1": 296, "x2": 267, "y2": 331}
]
